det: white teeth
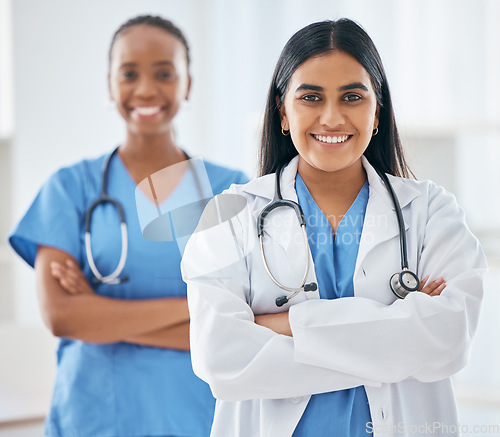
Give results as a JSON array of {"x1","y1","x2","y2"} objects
[
  {"x1": 314, "y1": 134, "x2": 349, "y2": 144},
  {"x1": 134, "y1": 106, "x2": 161, "y2": 115}
]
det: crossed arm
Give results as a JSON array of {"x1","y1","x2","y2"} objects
[
  {"x1": 40, "y1": 244, "x2": 446, "y2": 349},
  {"x1": 255, "y1": 275, "x2": 446, "y2": 336},
  {"x1": 35, "y1": 246, "x2": 190, "y2": 350}
]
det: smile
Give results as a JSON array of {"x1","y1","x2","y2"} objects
[
  {"x1": 313, "y1": 134, "x2": 351, "y2": 144},
  {"x1": 132, "y1": 106, "x2": 162, "y2": 116}
]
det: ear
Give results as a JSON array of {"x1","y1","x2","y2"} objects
[
  {"x1": 185, "y1": 75, "x2": 192, "y2": 100},
  {"x1": 107, "y1": 74, "x2": 114, "y2": 102},
  {"x1": 374, "y1": 105, "x2": 380, "y2": 129},
  {"x1": 276, "y1": 96, "x2": 289, "y2": 130}
]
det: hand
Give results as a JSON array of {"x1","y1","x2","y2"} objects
[
  {"x1": 254, "y1": 312, "x2": 292, "y2": 336},
  {"x1": 50, "y1": 259, "x2": 95, "y2": 295},
  {"x1": 417, "y1": 275, "x2": 446, "y2": 297}
]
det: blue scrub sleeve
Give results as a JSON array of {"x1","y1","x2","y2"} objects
[{"x1": 9, "y1": 167, "x2": 85, "y2": 268}]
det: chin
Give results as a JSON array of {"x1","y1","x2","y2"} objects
[{"x1": 303, "y1": 153, "x2": 362, "y2": 175}]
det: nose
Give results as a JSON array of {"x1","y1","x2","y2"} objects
[
  {"x1": 319, "y1": 100, "x2": 345, "y2": 128},
  {"x1": 135, "y1": 76, "x2": 158, "y2": 99}
]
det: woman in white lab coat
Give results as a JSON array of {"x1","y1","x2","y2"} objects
[{"x1": 181, "y1": 19, "x2": 487, "y2": 437}]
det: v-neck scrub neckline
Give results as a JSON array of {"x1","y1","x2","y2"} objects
[{"x1": 292, "y1": 172, "x2": 372, "y2": 436}]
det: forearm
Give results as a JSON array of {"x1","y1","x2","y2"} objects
[
  {"x1": 289, "y1": 278, "x2": 483, "y2": 383},
  {"x1": 44, "y1": 293, "x2": 189, "y2": 344},
  {"x1": 125, "y1": 322, "x2": 190, "y2": 350},
  {"x1": 35, "y1": 246, "x2": 190, "y2": 344},
  {"x1": 254, "y1": 313, "x2": 292, "y2": 336}
]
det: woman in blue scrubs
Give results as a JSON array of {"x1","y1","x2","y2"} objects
[{"x1": 9, "y1": 15, "x2": 247, "y2": 437}]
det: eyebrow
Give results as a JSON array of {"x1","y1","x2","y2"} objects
[
  {"x1": 295, "y1": 84, "x2": 323, "y2": 92},
  {"x1": 338, "y1": 82, "x2": 369, "y2": 92},
  {"x1": 295, "y1": 82, "x2": 369, "y2": 92},
  {"x1": 119, "y1": 61, "x2": 174, "y2": 68}
]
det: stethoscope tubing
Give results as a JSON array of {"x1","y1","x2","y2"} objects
[
  {"x1": 259, "y1": 224, "x2": 311, "y2": 296},
  {"x1": 374, "y1": 168, "x2": 410, "y2": 271},
  {"x1": 84, "y1": 147, "x2": 129, "y2": 285},
  {"x1": 258, "y1": 161, "x2": 420, "y2": 305},
  {"x1": 85, "y1": 147, "x2": 205, "y2": 286},
  {"x1": 258, "y1": 166, "x2": 318, "y2": 306}
]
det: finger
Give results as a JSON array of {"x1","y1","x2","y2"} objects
[
  {"x1": 65, "y1": 259, "x2": 84, "y2": 277},
  {"x1": 64, "y1": 260, "x2": 94, "y2": 295},
  {"x1": 57, "y1": 262, "x2": 85, "y2": 285},
  {"x1": 430, "y1": 283, "x2": 446, "y2": 297},
  {"x1": 65, "y1": 258, "x2": 78, "y2": 268},
  {"x1": 64, "y1": 259, "x2": 85, "y2": 276},
  {"x1": 50, "y1": 261, "x2": 64, "y2": 277},
  {"x1": 427, "y1": 277, "x2": 444, "y2": 290},
  {"x1": 419, "y1": 277, "x2": 445, "y2": 295},
  {"x1": 422, "y1": 278, "x2": 446, "y2": 295},
  {"x1": 59, "y1": 277, "x2": 79, "y2": 294},
  {"x1": 418, "y1": 275, "x2": 430, "y2": 291}
]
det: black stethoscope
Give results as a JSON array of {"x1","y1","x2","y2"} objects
[
  {"x1": 85, "y1": 147, "x2": 206, "y2": 285},
  {"x1": 257, "y1": 165, "x2": 420, "y2": 307},
  {"x1": 85, "y1": 147, "x2": 128, "y2": 285}
]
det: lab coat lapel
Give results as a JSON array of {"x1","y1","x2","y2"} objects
[
  {"x1": 248, "y1": 156, "x2": 301, "y2": 253},
  {"x1": 356, "y1": 156, "x2": 420, "y2": 268}
]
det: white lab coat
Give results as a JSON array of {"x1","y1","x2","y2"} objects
[{"x1": 181, "y1": 156, "x2": 487, "y2": 437}]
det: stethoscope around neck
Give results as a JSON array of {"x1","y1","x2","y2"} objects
[
  {"x1": 85, "y1": 147, "x2": 129, "y2": 285},
  {"x1": 257, "y1": 164, "x2": 420, "y2": 307}
]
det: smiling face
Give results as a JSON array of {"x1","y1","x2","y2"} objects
[
  {"x1": 109, "y1": 25, "x2": 191, "y2": 138},
  {"x1": 280, "y1": 50, "x2": 379, "y2": 178}
]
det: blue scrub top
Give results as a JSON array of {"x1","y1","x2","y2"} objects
[
  {"x1": 292, "y1": 173, "x2": 372, "y2": 436},
  {"x1": 9, "y1": 150, "x2": 248, "y2": 437}
]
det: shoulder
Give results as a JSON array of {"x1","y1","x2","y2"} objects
[
  {"x1": 198, "y1": 173, "x2": 275, "y2": 224},
  {"x1": 221, "y1": 173, "x2": 275, "y2": 199},
  {"x1": 36, "y1": 152, "x2": 111, "y2": 212},
  {"x1": 201, "y1": 159, "x2": 250, "y2": 194},
  {"x1": 47, "y1": 153, "x2": 108, "y2": 187},
  {"x1": 390, "y1": 176, "x2": 457, "y2": 206},
  {"x1": 388, "y1": 176, "x2": 464, "y2": 228}
]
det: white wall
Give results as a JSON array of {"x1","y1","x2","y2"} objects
[{"x1": 8, "y1": 0, "x2": 500, "y2": 322}]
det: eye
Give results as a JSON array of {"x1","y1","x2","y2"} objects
[
  {"x1": 121, "y1": 71, "x2": 137, "y2": 80},
  {"x1": 301, "y1": 94, "x2": 321, "y2": 102},
  {"x1": 342, "y1": 93, "x2": 362, "y2": 102},
  {"x1": 157, "y1": 70, "x2": 174, "y2": 80}
]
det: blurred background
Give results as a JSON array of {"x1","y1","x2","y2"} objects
[{"x1": 0, "y1": 0, "x2": 499, "y2": 435}]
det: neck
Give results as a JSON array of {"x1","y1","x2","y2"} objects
[
  {"x1": 118, "y1": 129, "x2": 187, "y2": 184},
  {"x1": 297, "y1": 158, "x2": 366, "y2": 200},
  {"x1": 297, "y1": 157, "x2": 367, "y2": 232}
]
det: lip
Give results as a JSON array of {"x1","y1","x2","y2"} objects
[{"x1": 311, "y1": 133, "x2": 353, "y2": 146}]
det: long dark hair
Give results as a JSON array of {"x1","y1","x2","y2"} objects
[{"x1": 259, "y1": 19, "x2": 411, "y2": 178}]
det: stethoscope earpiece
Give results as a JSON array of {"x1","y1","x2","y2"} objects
[
  {"x1": 275, "y1": 296, "x2": 289, "y2": 307},
  {"x1": 275, "y1": 282, "x2": 318, "y2": 307}
]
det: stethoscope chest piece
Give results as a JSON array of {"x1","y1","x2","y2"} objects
[{"x1": 390, "y1": 269, "x2": 419, "y2": 299}]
